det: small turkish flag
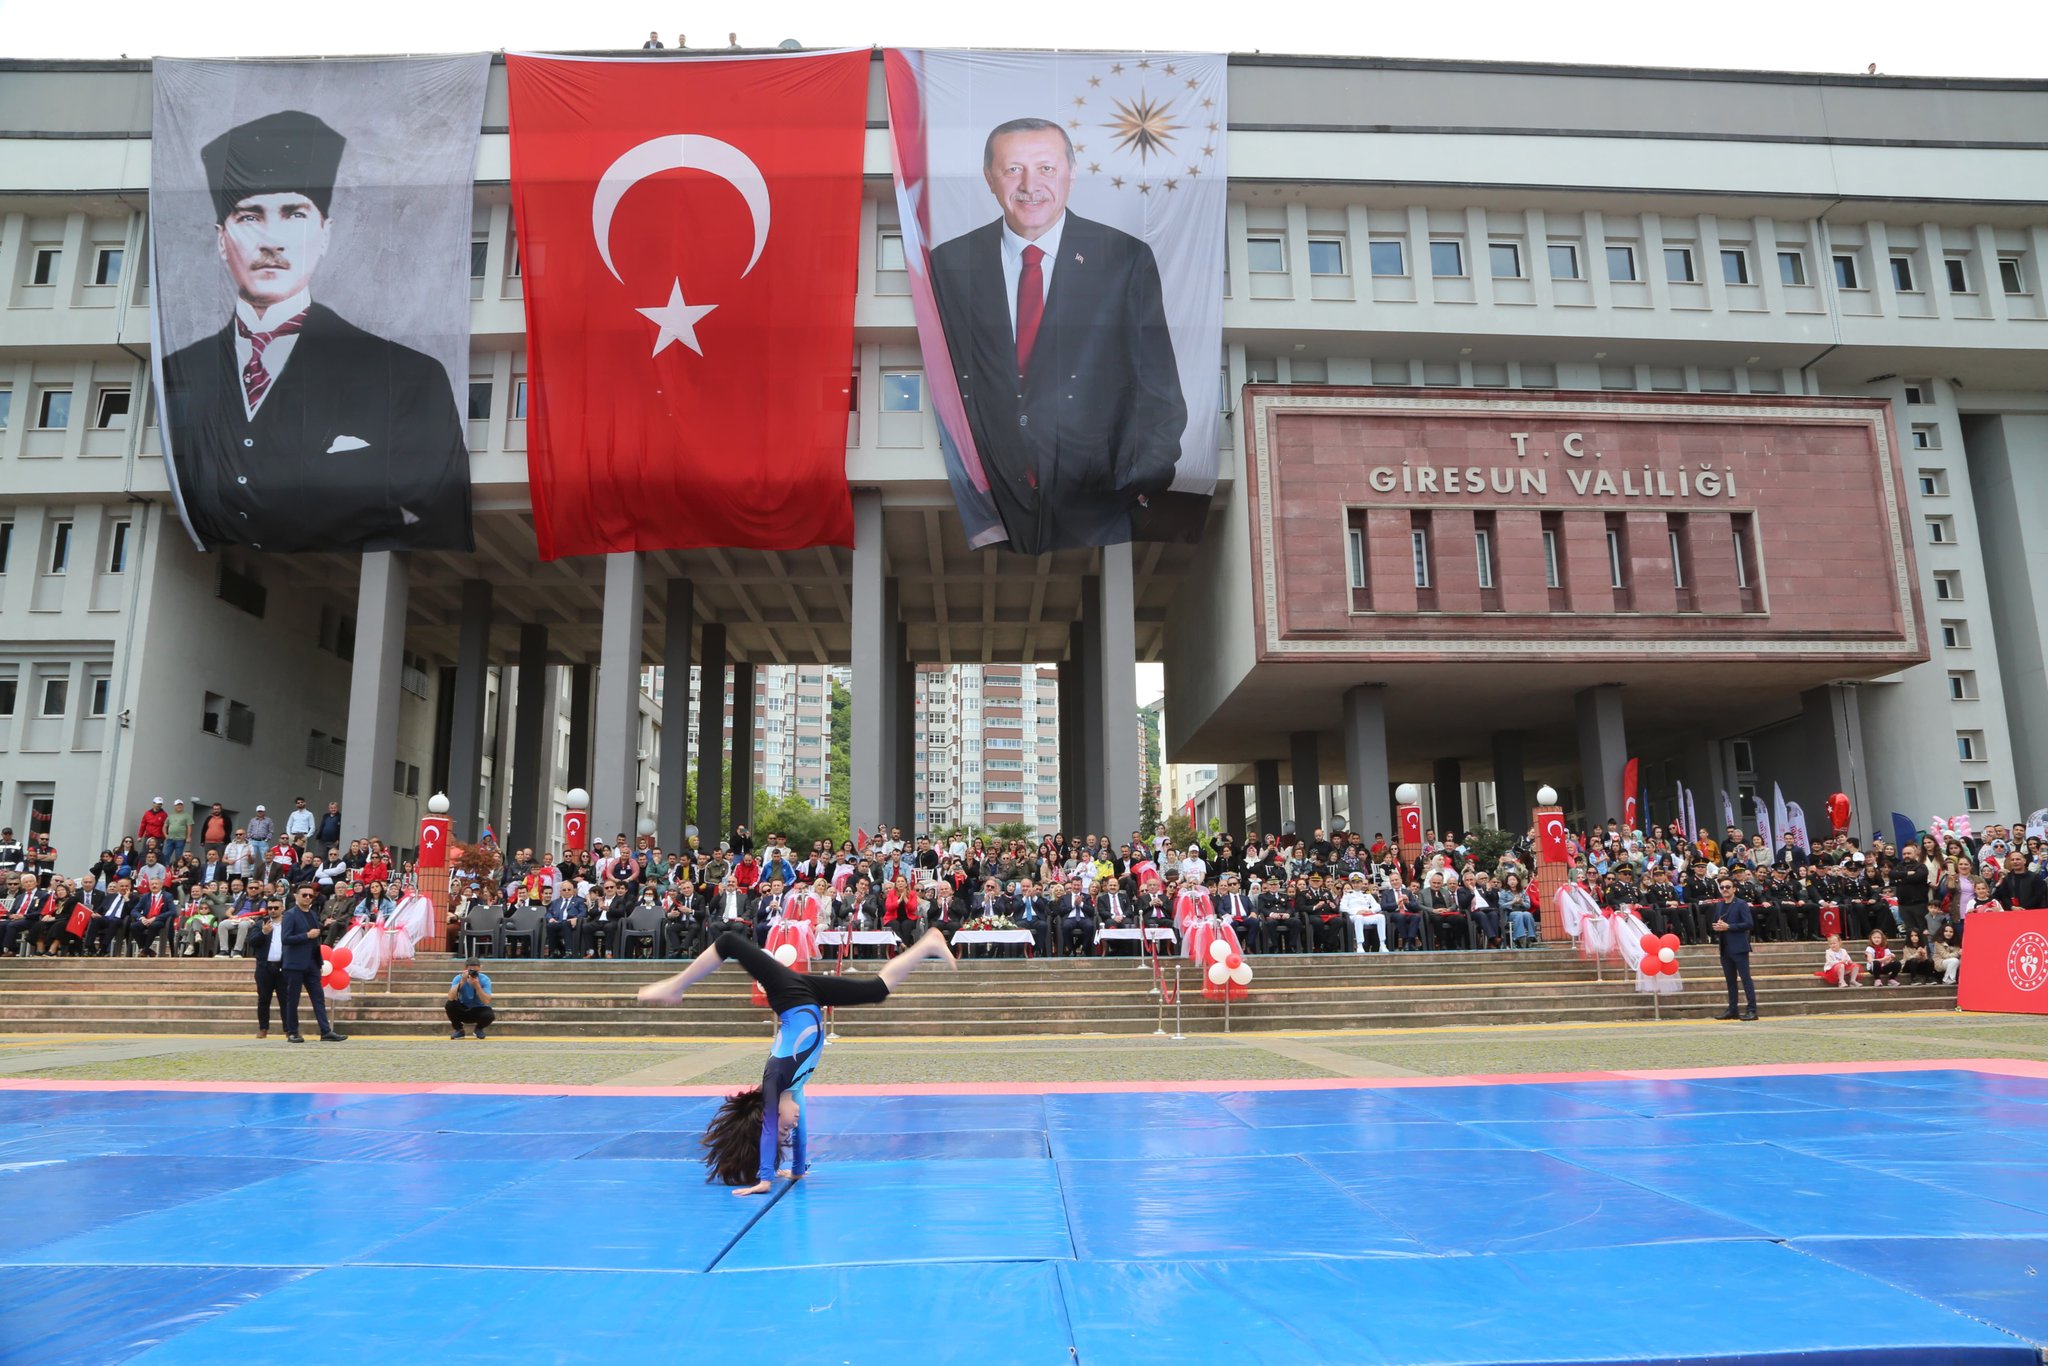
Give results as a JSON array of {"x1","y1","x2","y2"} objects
[
  {"x1": 506, "y1": 51, "x2": 867, "y2": 559},
  {"x1": 855, "y1": 827, "x2": 869, "y2": 853}
]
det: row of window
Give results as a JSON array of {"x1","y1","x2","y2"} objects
[
  {"x1": 1244, "y1": 234, "x2": 2032, "y2": 297},
  {"x1": 0, "y1": 672, "x2": 111, "y2": 720},
  {"x1": 19, "y1": 245, "x2": 126, "y2": 288},
  {"x1": 0, "y1": 518, "x2": 129, "y2": 577},
  {"x1": 0, "y1": 386, "x2": 132, "y2": 432}
]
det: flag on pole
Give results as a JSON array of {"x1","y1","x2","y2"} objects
[
  {"x1": 1752, "y1": 797, "x2": 1773, "y2": 851},
  {"x1": 1772, "y1": 783, "x2": 1791, "y2": 852},
  {"x1": 1784, "y1": 801, "x2": 1810, "y2": 853},
  {"x1": 1891, "y1": 812, "x2": 1918, "y2": 851},
  {"x1": 1621, "y1": 758, "x2": 1640, "y2": 832},
  {"x1": 1720, "y1": 789, "x2": 1737, "y2": 834}
]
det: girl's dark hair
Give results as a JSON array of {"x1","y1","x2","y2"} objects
[{"x1": 699, "y1": 1086, "x2": 766, "y2": 1186}]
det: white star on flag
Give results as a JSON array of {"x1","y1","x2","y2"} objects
[{"x1": 638, "y1": 278, "x2": 718, "y2": 357}]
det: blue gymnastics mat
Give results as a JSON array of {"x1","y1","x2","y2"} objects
[{"x1": 4, "y1": 1068, "x2": 2047, "y2": 1365}]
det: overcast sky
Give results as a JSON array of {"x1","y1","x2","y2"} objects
[{"x1": 5, "y1": 0, "x2": 2038, "y2": 76}]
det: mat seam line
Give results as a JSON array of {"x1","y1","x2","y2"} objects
[{"x1": 703, "y1": 1178, "x2": 796, "y2": 1273}]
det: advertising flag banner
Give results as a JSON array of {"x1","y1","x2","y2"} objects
[
  {"x1": 1721, "y1": 789, "x2": 1737, "y2": 834},
  {"x1": 885, "y1": 49, "x2": 1226, "y2": 553},
  {"x1": 506, "y1": 50, "x2": 867, "y2": 559},
  {"x1": 1753, "y1": 796, "x2": 1774, "y2": 851},
  {"x1": 1785, "y1": 801, "x2": 1810, "y2": 853},
  {"x1": 149, "y1": 56, "x2": 489, "y2": 553},
  {"x1": 1772, "y1": 783, "x2": 1792, "y2": 854}
]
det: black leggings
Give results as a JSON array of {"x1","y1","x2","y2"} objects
[{"x1": 714, "y1": 931, "x2": 889, "y2": 1013}]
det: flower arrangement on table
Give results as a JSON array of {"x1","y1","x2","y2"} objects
[{"x1": 962, "y1": 915, "x2": 1019, "y2": 931}]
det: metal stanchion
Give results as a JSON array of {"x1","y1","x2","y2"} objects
[
  {"x1": 1223, "y1": 982, "x2": 1231, "y2": 1033},
  {"x1": 1173, "y1": 966, "x2": 1184, "y2": 1040}
]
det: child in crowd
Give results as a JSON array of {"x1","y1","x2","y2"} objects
[
  {"x1": 1932, "y1": 923, "x2": 1962, "y2": 986},
  {"x1": 1816, "y1": 933, "x2": 1860, "y2": 987},
  {"x1": 1864, "y1": 928, "x2": 1901, "y2": 985}
]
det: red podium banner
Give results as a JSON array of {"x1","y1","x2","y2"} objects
[
  {"x1": 416, "y1": 814, "x2": 450, "y2": 869},
  {"x1": 1958, "y1": 910, "x2": 2048, "y2": 1015},
  {"x1": 563, "y1": 810, "x2": 588, "y2": 853}
]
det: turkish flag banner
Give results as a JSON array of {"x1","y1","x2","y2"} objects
[
  {"x1": 1622, "y1": 757, "x2": 1640, "y2": 832},
  {"x1": 1399, "y1": 806, "x2": 1423, "y2": 846},
  {"x1": 417, "y1": 815, "x2": 451, "y2": 869},
  {"x1": 563, "y1": 810, "x2": 589, "y2": 853},
  {"x1": 506, "y1": 51, "x2": 867, "y2": 559},
  {"x1": 1537, "y1": 810, "x2": 1569, "y2": 865}
]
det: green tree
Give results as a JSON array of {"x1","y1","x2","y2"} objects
[
  {"x1": 1138, "y1": 707, "x2": 1163, "y2": 840},
  {"x1": 1162, "y1": 810, "x2": 1197, "y2": 854},
  {"x1": 991, "y1": 821, "x2": 1033, "y2": 843},
  {"x1": 826, "y1": 679, "x2": 851, "y2": 841},
  {"x1": 754, "y1": 789, "x2": 842, "y2": 850}
]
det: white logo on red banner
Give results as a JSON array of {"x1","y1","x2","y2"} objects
[{"x1": 2009, "y1": 931, "x2": 2048, "y2": 993}]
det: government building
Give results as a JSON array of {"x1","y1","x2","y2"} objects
[{"x1": 1, "y1": 52, "x2": 2042, "y2": 859}]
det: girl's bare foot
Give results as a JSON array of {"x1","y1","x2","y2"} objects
[
  {"x1": 922, "y1": 928, "x2": 958, "y2": 970},
  {"x1": 733, "y1": 1180, "x2": 773, "y2": 1197}
]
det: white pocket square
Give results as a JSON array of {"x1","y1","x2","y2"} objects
[{"x1": 326, "y1": 435, "x2": 370, "y2": 453}]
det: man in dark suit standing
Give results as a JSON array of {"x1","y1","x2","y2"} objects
[
  {"x1": 277, "y1": 886, "x2": 347, "y2": 1043},
  {"x1": 159, "y1": 109, "x2": 470, "y2": 553},
  {"x1": 1711, "y1": 876, "x2": 1758, "y2": 1021},
  {"x1": 929, "y1": 118, "x2": 1187, "y2": 553}
]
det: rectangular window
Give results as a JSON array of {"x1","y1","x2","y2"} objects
[
  {"x1": 507, "y1": 234, "x2": 522, "y2": 277},
  {"x1": 513, "y1": 380, "x2": 528, "y2": 420},
  {"x1": 1777, "y1": 250, "x2": 1807, "y2": 286},
  {"x1": 466, "y1": 382, "x2": 492, "y2": 421},
  {"x1": 1410, "y1": 529, "x2": 1431, "y2": 589},
  {"x1": 93, "y1": 247, "x2": 123, "y2": 285},
  {"x1": 31, "y1": 248, "x2": 60, "y2": 285},
  {"x1": 1904, "y1": 381, "x2": 1930, "y2": 405},
  {"x1": 1606, "y1": 245, "x2": 1638, "y2": 281},
  {"x1": 1948, "y1": 670, "x2": 1976, "y2": 700},
  {"x1": 1488, "y1": 243, "x2": 1522, "y2": 279},
  {"x1": 1964, "y1": 783, "x2": 1987, "y2": 812},
  {"x1": 1998, "y1": 256, "x2": 2026, "y2": 295},
  {"x1": 48, "y1": 520, "x2": 72, "y2": 575},
  {"x1": 1546, "y1": 243, "x2": 1580, "y2": 279},
  {"x1": 1891, "y1": 256, "x2": 1916, "y2": 292},
  {"x1": 36, "y1": 390, "x2": 71, "y2": 429},
  {"x1": 881, "y1": 372, "x2": 923, "y2": 412},
  {"x1": 0, "y1": 520, "x2": 11, "y2": 573},
  {"x1": 1368, "y1": 240, "x2": 1406, "y2": 276},
  {"x1": 0, "y1": 390, "x2": 11, "y2": 428},
  {"x1": 1732, "y1": 529, "x2": 1750, "y2": 589},
  {"x1": 1720, "y1": 249, "x2": 1750, "y2": 285},
  {"x1": 1246, "y1": 236, "x2": 1285, "y2": 273},
  {"x1": 1429, "y1": 240, "x2": 1465, "y2": 277},
  {"x1": 1669, "y1": 529, "x2": 1686, "y2": 588},
  {"x1": 1919, "y1": 469, "x2": 1948, "y2": 497},
  {"x1": 1542, "y1": 528, "x2": 1561, "y2": 589},
  {"x1": 40, "y1": 676, "x2": 68, "y2": 717},
  {"x1": 1307, "y1": 238, "x2": 1345, "y2": 276},
  {"x1": 1926, "y1": 516, "x2": 1953, "y2": 545},
  {"x1": 469, "y1": 238, "x2": 488, "y2": 279},
  {"x1": 1933, "y1": 570, "x2": 1960, "y2": 601},
  {"x1": 1941, "y1": 619, "x2": 1969, "y2": 649},
  {"x1": 1911, "y1": 424, "x2": 1940, "y2": 450},
  {"x1": 0, "y1": 678, "x2": 13, "y2": 716},
  {"x1": 106, "y1": 520, "x2": 129, "y2": 574},
  {"x1": 1606, "y1": 529, "x2": 1625, "y2": 588},
  {"x1": 878, "y1": 230, "x2": 906, "y2": 272},
  {"x1": 1944, "y1": 256, "x2": 1969, "y2": 293},
  {"x1": 1663, "y1": 247, "x2": 1696, "y2": 282},
  {"x1": 1957, "y1": 731, "x2": 1982, "y2": 762},
  {"x1": 88, "y1": 676, "x2": 110, "y2": 717},
  {"x1": 92, "y1": 388, "x2": 130, "y2": 430},
  {"x1": 1346, "y1": 527, "x2": 1366, "y2": 590},
  {"x1": 1474, "y1": 528, "x2": 1494, "y2": 589},
  {"x1": 1833, "y1": 254, "x2": 1860, "y2": 289}
]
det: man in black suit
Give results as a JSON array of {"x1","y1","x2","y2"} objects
[
  {"x1": 1095, "y1": 879, "x2": 1135, "y2": 956},
  {"x1": 87, "y1": 876, "x2": 134, "y2": 957},
  {"x1": 1057, "y1": 878, "x2": 1096, "y2": 956},
  {"x1": 276, "y1": 888, "x2": 348, "y2": 1048},
  {"x1": 929, "y1": 117, "x2": 1187, "y2": 553},
  {"x1": 543, "y1": 885, "x2": 587, "y2": 959},
  {"x1": 159, "y1": 109, "x2": 470, "y2": 553},
  {"x1": 1, "y1": 873, "x2": 47, "y2": 956},
  {"x1": 1710, "y1": 876, "x2": 1758, "y2": 1021}
]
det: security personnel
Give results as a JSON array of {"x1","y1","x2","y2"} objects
[
  {"x1": 159, "y1": 109, "x2": 470, "y2": 553},
  {"x1": 1711, "y1": 875, "x2": 1758, "y2": 1021}
]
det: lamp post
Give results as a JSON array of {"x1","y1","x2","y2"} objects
[
  {"x1": 1533, "y1": 784, "x2": 1568, "y2": 941},
  {"x1": 1395, "y1": 782, "x2": 1423, "y2": 868}
]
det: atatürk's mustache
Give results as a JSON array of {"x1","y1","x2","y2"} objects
[{"x1": 250, "y1": 251, "x2": 292, "y2": 271}]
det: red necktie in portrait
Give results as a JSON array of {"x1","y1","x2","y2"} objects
[
  {"x1": 236, "y1": 312, "x2": 306, "y2": 410},
  {"x1": 1015, "y1": 243, "x2": 1045, "y2": 375}
]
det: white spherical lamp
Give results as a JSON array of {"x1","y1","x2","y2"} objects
[
  {"x1": 1394, "y1": 783, "x2": 1421, "y2": 805},
  {"x1": 426, "y1": 792, "x2": 450, "y2": 815},
  {"x1": 1537, "y1": 785, "x2": 1559, "y2": 806},
  {"x1": 636, "y1": 817, "x2": 657, "y2": 838},
  {"x1": 565, "y1": 787, "x2": 591, "y2": 811}
]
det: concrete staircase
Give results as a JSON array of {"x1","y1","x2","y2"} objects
[{"x1": 0, "y1": 943, "x2": 1952, "y2": 1037}]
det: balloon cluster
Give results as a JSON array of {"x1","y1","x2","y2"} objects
[
  {"x1": 1637, "y1": 932, "x2": 1681, "y2": 976},
  {"x1": 319, "y1": 944, "x2": 353, "y2": 992},
  {"x1": 1204, "y1": 937, "x2": 1252, "y2": 1001}
]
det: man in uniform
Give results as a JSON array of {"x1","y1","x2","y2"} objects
[{"x1": 160, "y1": 109, "x2": 470, "y2": 553}]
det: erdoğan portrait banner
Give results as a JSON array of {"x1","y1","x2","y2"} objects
[
  {"x1": 885, "y1": 49, "x2": 1227, "y2": 555},
  {"x1": 506, "y1": 50, "x2": 868, "y2": 559}
]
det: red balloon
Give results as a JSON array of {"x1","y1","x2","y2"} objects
[
  {"x1": 324, "y1": 972, "x2": 349, "y2": 991},
  {"x1": 330, "y1": 948, "x2": 353, "y2": 970},
  {"x1": 1225, "y1": 954, "x2": 1243, "y2": 971},
  {"x1": 1638, "y1": 933, "x2": 1659, "y2": 953},
  {"x1": 319, "y1": 945, "x2": 333, "y2": 960},
  {"x1": 1659, "y1": 934, "x2": 1681, "y2": 953}
]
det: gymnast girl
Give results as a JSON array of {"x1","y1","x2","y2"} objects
[{"x1": 636, "y1": 925, "x2": 956, "y2": 1195}]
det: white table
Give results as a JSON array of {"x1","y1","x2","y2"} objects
[
  {"x1": 951, "y1": 928, "x2": 1037, "y2": 957},
  {"x1": 1095, "y1": 927, "x2": 1179, "y2": 955},
  {"x1": 815, "y1": 929, "x2": 902, "y2": 954}
]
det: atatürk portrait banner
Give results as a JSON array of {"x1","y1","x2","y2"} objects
[
  {"x1": 149, "y1": 56, "x2": 489, "y2": 553},
  {"x1": 885, "y1": 50, "x2": 1227, "y2": 554}
]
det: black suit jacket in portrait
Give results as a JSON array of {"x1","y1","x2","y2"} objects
[
  {"x1": 160, "y1": 302, "x2": 472, "y2": 553},
  {"x1": 929, "y1": 212, "x2": 1186, "y2": 553}
]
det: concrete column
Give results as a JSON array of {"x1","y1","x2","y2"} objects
[
  {"x1": 1342, "y1": 685, "x2": 1392, "y2": 844},
  {"x1": 593, "y1": 551, "x2": 645, "y2": 843},
  {"x1": 566, "y1": 665, "x2": 592, "y2": 792},
  {"x1": 341, "y1": 551, "x2": 408, "y2": 847},
  {"x1": 487, "y1": 666, "x2": 514, "y2": 838},
  {"x1": 1078, "y1": 580, "x2": 1106, "y2": 834},
  {"x1": 849, "y1": 490, "x2": 887, "y2": 841},
  {"x1": 1254, "y1": 760, "x2": 1282, "y2": 840},
  {"x1": 446, "y1": 578, "x2": 492, "y2": 842},
  {"x1": 1491, "y1": 730, "x2": 1529, "y2": 834},
  {"x1": 696, "y1": 623, "x2": 726, "y2": 846},
  {"x1": 509, "y1": 622, "x2": 549, "y2": 854},
  {"x1": 1433, "y1": 758, "x2": 1465, "y2": 834},
  {"x1": 1575, "y1": 684, "x2": 1628, "y2": 826},
  {"x1": 1801, "y1": 684, "x2": 1872, "y2": 844},
  {"x1": 1288, "y1": 731, "x2": 1322, "y2": 837},
  {"x1": 877, "y1": 578, "x2": 904, "y2": 833},
  {"x1": 1058, "y1": 635, "x2": 1083, "y2": 835},
  {"x1": 893, "y1": 621, "x2": 916, "y2": 830},
  {"x1": 658, "y1": 579, "x2": 694, "y2": 851},
  {"x1": 1095, "y1": 544, "x2": 1141, "y2": 841},
  {"x1": 1223, "y1": 785, "x2": 1248, "y2": 844},
  {"x1": 729, "y1": 660, "x2": 756, "y2": 834}
]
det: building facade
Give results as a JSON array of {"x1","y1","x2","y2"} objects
[
  {"x1": 915, "y1": 663, "x2": 1064, "y2": 835},
  {"x1": 0, "y1": 54, "x2": 2043, "y2": 864}
]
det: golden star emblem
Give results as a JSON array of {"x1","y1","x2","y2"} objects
[
  {"x1": 1072, "y1": 95, "x2": 1087, "y2": 108},
  {"x1": 1164, "y1": 178, "x2": 1178, "y2": 192},
  {"x1": 1138, "y1": 180, "x2": 1152, "y2": 195},
  {"x1": 1136, "y1": 59, "x2": 1151, "y2": 69},
  {"x1": 1110, "y1": 175, "x2": 1124, "y2": 189},
  {"x1": 1200, "y1": 97, "x2": 1214, "y2": 109},
  {"x1": 1088, "y1": 162, "x2": 1101, "y2": 174},
  {"x1": 1186, "y1": 164, "x2": 1201, "y2": 177},
  {"x1": 1103, "y1": 89, "x2": 1182, "y2": 163},
  {"x1": 1109, "y1": 62, "x2": 1123, "y2": 74},
  {"x1": 1087, "y1": 75, "x2": 1101, "y2": 87},
  {"x1": 1185, "y1": 78, "x2": 1198, "y2": 90},
  {"x1": 1163, "y1": 63, "x2": 1178, "y2": 75}
]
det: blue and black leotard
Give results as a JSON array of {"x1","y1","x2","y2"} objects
[{"x1": 713, "y1": 931, "x2": 889, "y2": 1182}]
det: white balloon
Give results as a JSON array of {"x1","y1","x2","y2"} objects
[
  {"x1": 1207, "y1": 962, "x2": 1230, "y2": 984},
  {"x1": 772, "y1": 944, "x2": 798, "y2": 966},
  {"x1": 1207, "y1": 939, "x2": 1231, "y2": 964},
  {"x1": 1229, "y1": 963, "x2": 1254, "y2": 986},
  {"x1": 1657, "y1": 947, "x2": 1676, "y2": 964}
]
